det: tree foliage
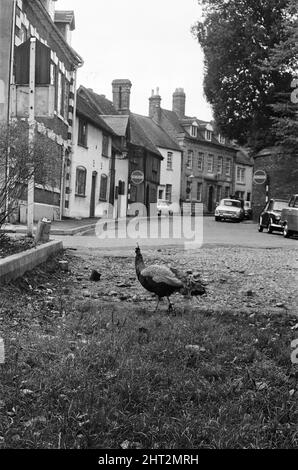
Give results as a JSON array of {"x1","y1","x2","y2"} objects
[
  {"x1": 0, "y1": 121, "x2": 62, "y2": 228},
  {"x1": 193, "y1": 0, "x2": 297, "y2": 151}
]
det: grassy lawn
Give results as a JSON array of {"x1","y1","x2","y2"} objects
[{"x1": 0, "y1": 249, "x2": 297, "y2": 449}]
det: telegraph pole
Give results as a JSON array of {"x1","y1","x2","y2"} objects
[{"x1": 27, "y1": 37, "x2": 36, "y2": 237}]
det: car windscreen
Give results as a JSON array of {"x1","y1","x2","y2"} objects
[
  {"x1": 273, "y1": 201, "x2": 288, "y2": 211},
  {"x1": 222, "y1": 200, "x2": 241, "y2": 208}
]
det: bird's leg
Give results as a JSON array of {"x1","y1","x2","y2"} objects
[
  {"x1": 154, "y1": 297, "x2": 161, "y2": 313},
  {"x1": 167, "y1": 297, "x2": 174, "y2": 314}
]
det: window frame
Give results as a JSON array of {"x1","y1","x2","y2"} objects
[
  {"x1": 99, "y1": 173, "x2": 108, "y2": 201},
  {"x1": 207, "y1": 154, "x2": 214, "y2": 173},
  {"x1": 167, "y1": 152, "x2": 173, "y2": 170},
  {"x1": 197, "y1": 182, "x2": 202, "y2": 202},
  {"x1": 236, "y1": 166, "x2": 245, "y2": 183},
  {"x1": 187, "y1": 150, "x2": 193, "y2": 169},
  {"x1": 217, "y1": 156, "x2": 223, "y2": 175},
  {"x1": 75, "y1": 166, "x2": 87, "y2": 197},
  {"x1": 191, "y1": 126, "x2": 198, "y2": 138},
  {"x1": 198, "y1": 152, "x2": 204, "y2": 171},
  {"x1": 206, "y1": 130, "x2": 212, "y2": 141},
  {"x1": 165, "y1": 184, "x2": 172, "y2": 203},
  {"x1": 226, "y1": 158, "x2": 232, "y2": 177},
  {"x1": 78, "y1": 118, "x2": 88, "y2": 148},
  {"x1": 102, "y1": 134, "x2": 109, "y2": 157}
]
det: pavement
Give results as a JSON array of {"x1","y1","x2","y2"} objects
[{"x1": 1, "y1": 217, "x2": 100, "y2": 236}]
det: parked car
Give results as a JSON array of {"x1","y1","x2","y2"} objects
[
  {"x1": 280, "y1": 194, "x2": 298, "y2": 238},
  {"x1": 258, "y1": 198, "x2": 289, "y2": 234},
  {"x1": 157, "y1": 199, "x2": 173, "y2": 216},
  {"x1": 215, "y1": 199, "x2": 244, "y2": 222},
  {"x1": 243, "y1": 201, "x2": 252, "y2": 219}
]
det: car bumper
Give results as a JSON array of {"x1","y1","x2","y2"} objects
[{"x1": 216, "y1": 213, "x2": 242, "y2": 220}]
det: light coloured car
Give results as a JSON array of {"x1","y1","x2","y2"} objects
[
  {"x1": 215, "y1": 199, "x2": 244, "y2": 222},
  {"x1": 157, "y1": 199, "x2": 173, "y2": 216}
]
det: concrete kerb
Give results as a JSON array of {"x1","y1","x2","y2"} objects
[
  {"x1": 0, "y1": 240, "x2": 63, "y2": 284},
  {"x1": 1, "y1": 223, "x2": 98, "y2": 236}
]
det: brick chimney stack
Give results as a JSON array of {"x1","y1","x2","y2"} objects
[
  {"x1": 172, "y1": 88, "x2": 186, "y2": 119},
  {"x1": 149, "y1": 88, "x2": 162, "y2": 124},
  {"x1": 112, "y1": 79, "x2": 132, "y2": 114}
]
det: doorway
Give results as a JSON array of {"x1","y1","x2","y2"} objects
[
  {"x1": 208, "y1": 186, "x2": 214, "y2": 213},
  {"x1": 90, "y1": 171, "x2": 97, "y2": 218}
]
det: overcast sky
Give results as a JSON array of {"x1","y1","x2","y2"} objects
[{"x1": 57, "y1": 0, "x2": 213, "y2": 120}]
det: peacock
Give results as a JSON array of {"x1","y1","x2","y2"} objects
[{"x1": 135, "y1": 244, "x2": 206, "y2": 312}]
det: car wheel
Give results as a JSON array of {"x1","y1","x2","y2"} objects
[
  {"x1": 258, "y1": 217, "x2": 263, "y2": 232},
  {"x1": 283, "y1": 223, "x2": 291, "y2": 238},
  {"x1": 215, "y1": 216, "x2": 220, "y2": 221},
  {"x1": 267, "y1": 219, "x2": 273, "y2": 234}
]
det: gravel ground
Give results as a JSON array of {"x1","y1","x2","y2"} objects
[{"x1": 65, "y1": 246, "x2": 298, "y2": 318}]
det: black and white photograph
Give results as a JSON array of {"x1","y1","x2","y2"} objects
[{"x1": 0, "y1": 0, "x2": 297, "y2": 458}]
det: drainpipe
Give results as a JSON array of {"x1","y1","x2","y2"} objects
[{"x1": 27, "y1": 37, "x2": 37, "y2": 237}]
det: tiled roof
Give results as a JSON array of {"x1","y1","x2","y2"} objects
[
  {"x1": 236, "y1": 148, "x2": 254, "y2": 166},
  {"x1": 101, "y1": 115, "x2": 129, "y2": 137},
  {"x1": 78, "y1": 86, "x2": 119, "y2": 115},
  {"x1": 160, "y1": 108, "x2": 236, "y2": 150},
  {"x1": 129, "y1": 114, "x2": 163, "y2": 158},
  {"x1": 54, "y1": 10, "x2": 75, "y2": 30},
  {"x1": 76, "y1": 94, "x2": 115, "y2": 135},
  {"x1": 132, "y1": 114, "x2": 181, "y2": 152}
]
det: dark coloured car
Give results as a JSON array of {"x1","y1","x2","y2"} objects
[
  {"x1": 280, "y1": 194, "x2": 298, "y2": 238},
  {"x1": 258, "y1": 198, "x2": 289, "y2": 234}
]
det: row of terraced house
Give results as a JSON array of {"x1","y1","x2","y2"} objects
[{"x1": 0, "y1": 0, "x2": 253, "y2": 223}]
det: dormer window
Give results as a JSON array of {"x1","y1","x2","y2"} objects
[
  {"x1": 206, "y1": 130, "x2": 212, "y2": 141},
  {"x1": 191, "y1": 126, "x2": 197, "y2": 138},
  {"x1": 218, "y1": 134, "x2": 225, "y2": 145},
  {"x1": 190, "y1": 122, "x2": 198, "y2": 138}
]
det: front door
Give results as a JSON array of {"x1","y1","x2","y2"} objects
[
  {"x1": 90, "y1": 171, "x2": 97, "y2": 218},
  {"x1": 208, "y1": 186, "x2": 214, "y2": 213}
]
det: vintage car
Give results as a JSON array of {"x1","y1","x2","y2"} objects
[
  {"x1": 280, "y1": 194, "x2": 298, "y2": 238},
  {"x1": 157, "y1": 199, "x2": 173, "y2": 216},
  {"x1": 244, "y1": 201, "x2": 252, "y2": 219},
  {"x1": 215, "y1": 199, "x2": 244, "y2": 222},
  {"x1": 258, "y1": 198, "x2": 289, "y2": 234}
]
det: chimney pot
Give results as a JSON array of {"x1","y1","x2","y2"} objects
[
  {"x1": 173, "y1": 87, "x2": 186, "y2": 119},
  {"x1": 112, "y1": 79, "x2": 132, "y2": 114}
]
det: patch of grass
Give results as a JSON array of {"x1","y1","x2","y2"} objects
[
  {"x1": 0, "y1": 234, "x2": 35, "y2": 259},
  {"x1": 0, "y1": 253, "x2": 297, "y2": 449}
]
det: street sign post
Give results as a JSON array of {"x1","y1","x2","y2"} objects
[{"x1": 253, "y1": 170, "x2": 267, "y2": 185}]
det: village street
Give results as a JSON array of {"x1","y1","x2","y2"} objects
[{"x1": 53, "y1": 216, "x2": 298, "y2": 252}]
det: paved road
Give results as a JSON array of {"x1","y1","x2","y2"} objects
[{"x1": 53, "y1": 216, "x2": 298, "y2": 251}]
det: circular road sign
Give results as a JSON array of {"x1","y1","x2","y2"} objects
[
  {"x1": 131, "y1": 170, "x2": 144, "y2": 185},
  {"x1": 253, "y1": 170, "x2": 267, "y2": 185}
]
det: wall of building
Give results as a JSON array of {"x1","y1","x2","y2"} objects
[
  {"x1": 158, "y1": 147, "x2": 181, "y2": 209},
  {"x1": 234, "y1": 164, "x2": 253, "y2": 201},
  {"x1": 180, "y1": 139, "x2": 236, "y2": 213},
  {"x1": 114, "y1": 156, "x2": 128, "y2": 219},
  {"x1": 0, "y1": 0, "x2": 14, "y2": 122},
  {"x1": 252, "y1": 150, "x2": 298, "y2": 221},
  {"x1": 69, "y1": 117, "x2": 112, "y2": 219}
]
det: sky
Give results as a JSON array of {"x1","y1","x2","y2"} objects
[{"x1": 56, "y1": 0, "x2": 213, "y2": 120}]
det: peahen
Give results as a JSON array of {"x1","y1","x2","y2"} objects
[{"x1": 135, "y1": 245, "x2": 206, "y2": 312}]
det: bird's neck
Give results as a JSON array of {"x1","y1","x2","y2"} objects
[{"x1": 135, "y1": 253, "x2": 145, "y2": 277}]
